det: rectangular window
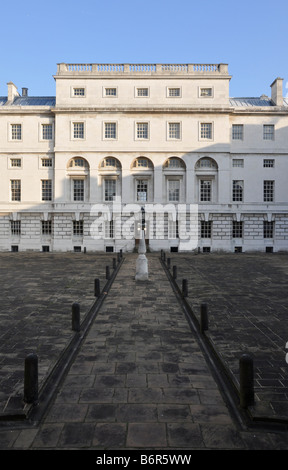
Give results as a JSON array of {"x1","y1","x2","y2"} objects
[
  {"x1": 168, "y1": 180, "x2": 180, "y2": 202},
  {"x1": 105, "y1": 179, "x2": 116, "y2": 201},
  {"x1": 201, "y1": 221, "x2": 212, "y2": 238},
  {"x1": 104, "y1": 122, "x2": 117, "y2": 139},
  {"x1": 263, "y1": 221, "x2": 274, "y2": 238},
  {"x1": 73, "y1": 179, "x2": 84, "y2": 201},
  {"x1": 233, "y1": 221, "x2": 243, "y2": 238},
  {"x1": 42, "y1": 124, "x2": 53, "y2": 140},
  {"x1": 73, "y1": 122, "x2": 84, "y2": 139},
  {"x1": 11, "y1": 220, "x2": 21, "y2": 235},
  {"x1": 10, "y1": 158, "x2": 21, "y2": 167},
  {"x1": 232, "y1": 159, "x2": 244, "y2": 167},
  {"x1": 168, "y1": 88, "x2": 181, "y2": 97},
  {"x1": 11, "y1": 124, "x2": 22, "y2": 140},
  {"x1": 232, "y1": 124, "x2": 244, "y2": 140},
  {"x1": 263, "y1": 180, "x2": 274, "y2": 202},
  {"x1": 105, "y1": 88, "x2": 117, "y2": 96},
  {"x1": 263, "y1": 159, "x2": 275, "y2": 168},
  {"x1": 263, "y1": 125, "x2": 274, "y2": 140},
  {"x1": 168, "y1": 220, "x2": 179, "y2": 239},
  {"x1": 200, "y1": 88, "x2": 212, "y2": 97},
  {"x1": 41, "y1": 158, "x2": 53, "y2": 167},
  {"x1": 168, "y1": 122, "x2": 181, "y2": 139},
  {"x1": 200, "y1": 123, "x2": 212, "y2": 140},
  {"x1": 105, "y1": 220, "x2": 114, "y2": 239},
  {"x1": 137, "y1": 180, "x2": 148, "y2": 201},
  {"x1": 73, "y1": 88, "x2": 85, "y2": 96},
  {"x1": 233, "y1": 180, "x2": 244, "y2": 202},
  {"x1": 73, "y1": 220, "x2": 83, "y2": 236},
  {"x1": 11, "y1": 180, "x2": 21, "y2": 201},
  {"x1": 136, "y1": 122, "x2": 149, "y2": 139},
  {"x1": 200, "y1": 180, "x2": 211, "y2": 202},
  {"x1": 42, "y1": 220, "x2": 52, "y2": 235},
  {"x1": 137, "y1": 88, "x2": 149, "y2": 97},
  {"x1": 41, "y1": 180, "x2": 52, "y2": 201}
]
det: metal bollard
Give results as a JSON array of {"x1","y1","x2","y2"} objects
[
  {"x1": 24, "y1": 353, "x2": 38, "y2": 405},
  {"x1": 160, "y1": 249, "x2": 163, "y2": 260},
  {"x1": 72, "y1": 302, "x2": 80, "y2": 332},
  {"x1": 167, "y1": 257, "x2": 171, "y2": 269},
  {"x1": 113, "y1": 258, "x2": 116, "y2": 269},
  {"x1": 239, "y1": 354, "x2": 254, "y2": 408},
  {"x1": 106, "y1": 265, "x2": 110, "y2": 280},
  {"x1": 200, "y1": 303, "x2": 208, "y2": 333},
  {"x1": 94, "y1": 278, "x2": 100, "y2": 297},
  {"x1": 120, "y1": 249, "x2": 123, "y2": 259},
  {"x1": 172, "y1": 265, "x2": 177, "y2": 280},
  {"x1": 182, "y1": 279, "x2": 188, "y2": 297}
]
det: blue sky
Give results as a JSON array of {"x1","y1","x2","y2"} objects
[{"x1": 0, "y1": 0, "x2": 287, "y2": 99}]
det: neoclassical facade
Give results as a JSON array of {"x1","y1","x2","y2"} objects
[{"x1": 0, "y1": 63, "x2": 287, "y2": 252}]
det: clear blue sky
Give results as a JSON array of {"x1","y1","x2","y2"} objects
[{"x1": 0, "y1": 0, "x2": 287, "y2": 99}]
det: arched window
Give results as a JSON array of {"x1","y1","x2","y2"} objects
[
  {"x1": 99, "y1": 157, "x2": 122, "y2": 202},
  {"x1": 66, "y1": 157, "x2": 90, "y2": 202},
  {"x1": 163, "y1": 157, "x2": 186, "y2": 203},
  {"x1": 131, "y1": 157, "x2": 154, "y2": 202},
  {"x1": 131, "y1": 157, "x2": 153, "y2": 170}
]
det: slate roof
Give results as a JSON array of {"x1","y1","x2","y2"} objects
[{"x1": 0, "y1": 96, "x2": 56, "y2": 106}]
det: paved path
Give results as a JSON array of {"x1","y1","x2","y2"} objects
[{"x1": 1, "y1": 253, "x2": 287, "y2": 450}]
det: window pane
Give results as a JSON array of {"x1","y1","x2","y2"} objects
[
  {"x1": 137, "y1": 180, "x2": 148, "y2": 201},
  {"x1": 73, "y1": 179, "x2": 84, "y2": 201},
  {"x1": 201, "y1": 221, "x2": 212, "y2": 238},
  {"x1": 233, "y1": 180, "x2": 243, "y2": 202},
  {"x1": 11, "y1": 124, "x2": 21, "y2": 140},
  {"x1": 200, "y1": 180, "x2": 211, "y2": 201},
  {"x1": 42, "y1": 180, "x2": 52, "y2": 201},
  {"x1": 11, "y1": 180, "x2": 21, "y2": 201},
  {"x1": 137, "y1": 123, "x2": 148, "y2": 139},
  {"x1": 169, "y1": 123, "x2": 180, "y2": 139},
  {"x1": 200, "y1": 123, "x2": 212, "y2": 139},
  {"x1": 168, "y1": 180, "x2": 180, "y2": 201},
  {"x1": 232, "y1": 124, "x2": 243, "y2": 140},
  {"x1": 233, "y1": 221, "x2": 243, "y2": 238},
  {"x1": 168, "y1": 88, "x2": 180, "y2": 97},
  {"x1": 263, "y1": 125, "x2": 274, "y2": 140},
  {"x1": 137, "y1": 88, "x2": 148, "y2": 96},
  {"x1": 105, "y1": 179, "x2": 116, "y2": 201},
  {"x1": 42, "y1": 124, "x2": 53, "y2": 140},
  {"x1": 73, "y1": 123, "x2": 84, "y2": 139},
  {"x1": 263, "y1": 180, "x2": 274, "y2": 202},
  {"x1": 73, "y1": 221, "x2": 83, "y2": 236},
  {"x1": 105, "y1": 123, "x2": 117, "y2": 139}
]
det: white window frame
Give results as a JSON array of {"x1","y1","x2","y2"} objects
[
  {"x1": 40, "y1": 123, "x2": 54, "y2": 141},
  {"x1": 9, "y1": 157, "x2": 22, "y2": 168},
  {"x1": 232, "y1": 124, "x2": 244, "y2": 140},
  {"x1": 10, "y1": 179, "x2": 21, "y2": 202},
  {"x1": 167, "y1": 87, "x2": 181, "y2": 98},
  {"x1": 135, "y1": 122, "x2": 149, "y2": 140},
  {"x1": 199, "y1": 122, "x2": 213, "y2": 141},
  {"x1": 135, "y1": 87, "x2": 149, "y2": 97},
  {"x1": 71, "y1": 121, "x2": 85, "y2": 140},
  {"x1": 103, "y1": 87, "x2": 117, "y2": 97},
  {"x1": 103, "y1": 122, "x2": 117, "y2": 140},
  {"x1": 9, "y1": 123, "x2": 22, "y2": 141},
  {"x1": 104, "y1": 177, "x2": 117, "y2": 202},
  {"x1": 167, "y1": 178, "x2": 181, "y2": 202},
  {"x1": 167, "y1": 122, "x2": 181, "y2": 140},
  {"x1": 232, "y1": 159, "x2": 244, "y2": 168},
  {"x1": 40, "y1": 157, "x2": 53, "y2": 168},
  {"x1": 199, "y1": 87, "x2": 213, "y2": 98},
  {"x1": 41, "y1": 179, "x2": 52, "y2": 201},
  {"x1": 263, "y1": 124, "x2": 275, "y2": 141},
  {"x1": 71, "y1": 87, "x2": 86, "y2": 97},
  {"x1": 263, "y1": 159, "x2": 275, "y2": 168}
]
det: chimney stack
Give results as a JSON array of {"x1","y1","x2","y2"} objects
[
  {"x1": 7, "y1": 82, "x2": 19, "y2": 102},
  {"x1": 270, "y1": 78, "x2": 283, "y2": 106},
  {"x1": 22, "y1": 87, "x2": 28, "y2": 97}
]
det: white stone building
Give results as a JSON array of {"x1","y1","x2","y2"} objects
[{"x1": 0, "y1": 63, "x2": 287, "y2": 253}]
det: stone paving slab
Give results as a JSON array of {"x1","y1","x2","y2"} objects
[
  {"x1": 0, "y1": 252, "x2": 288, "y2": 450},
  {"x1": 167, "y1": 252, "x2": 288, "y2": 422},
  {"x1": 0, "y1": 252, "x2": 116, "y2": 413}
]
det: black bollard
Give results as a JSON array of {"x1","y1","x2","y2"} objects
[
  {"x1": 120, "y1": 249, "x2": 123, "y2": 259},
  {"x1": 200, "y1": 303, "x2": 208, "y2": 333},
  {"x1": 160, "y1": 249, "x2": 163, "y2": 260},
  {"x1": 106, "y1": 265, "x2": 110, "y2": 280},
  {"x1": 239, "y1": 354, "x2": 254, "y2": 408},
  {"x1": 72, "y1": 302, "x2": 80, "y2": 332},
  {"x1": 24, "y1": 353, "x2": 38, "y2": 405},
  {"x1": 167, "y1": 258, "x2": 171, "y2": 269},
  {"x1": 163, "y1": 252, "x2": 166, "y2": 262},
  {"x1": 113, "y1": 258, "x2": 116, "y2": 269},
  {"x1": 172, "y1": 265, "x2": 177, "y2": 280},
  {"x1": 182, "y1": 279, "x2": 188, "y2": 297},
  {"x1": 94, "y1": 278, "x2": 100, "y2": 297}
]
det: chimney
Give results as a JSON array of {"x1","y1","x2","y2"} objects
[
  {"x1": 22, "y1": 87, "x2": 28, "y2": 97},
  {"x1": 7, "y1": 82, "x2": 19, "y2": 102},
  {"x1": 270, "y1": 78, "x2": 283, "y2": 106}
]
